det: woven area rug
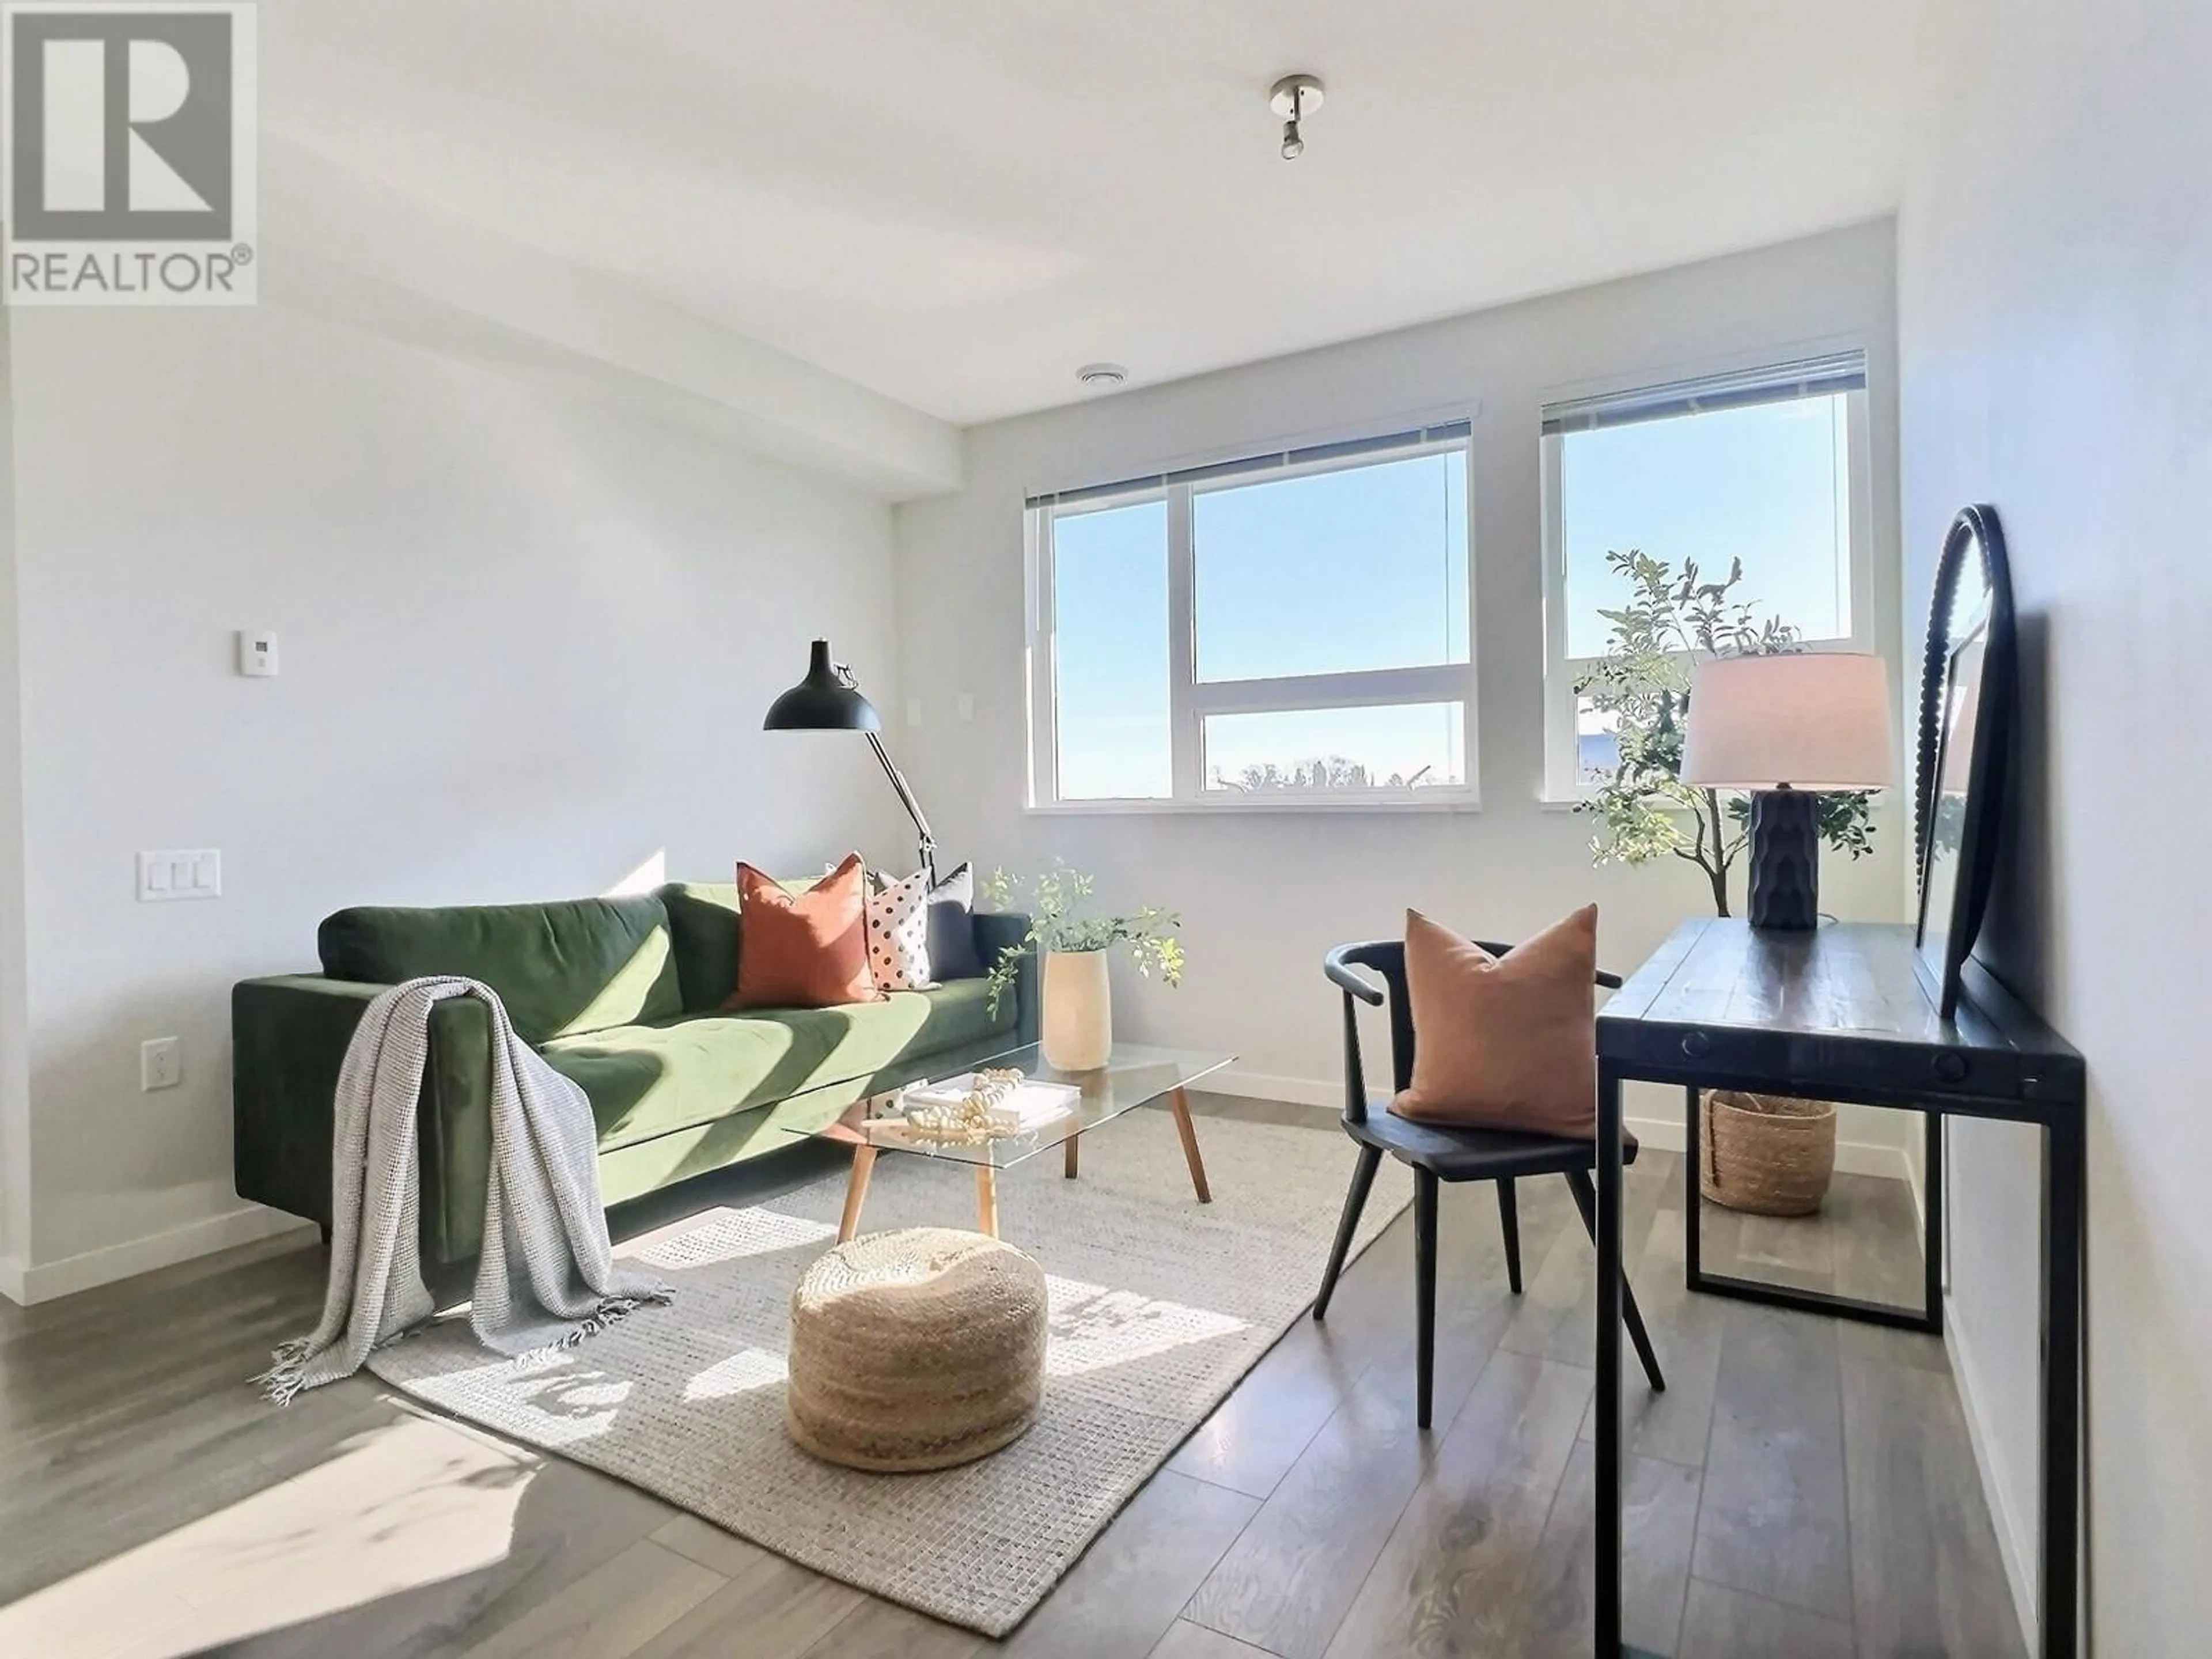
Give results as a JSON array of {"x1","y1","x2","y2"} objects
[{"x1": 369, "y1": 1108, "x2": 1411, "y2": 1636}]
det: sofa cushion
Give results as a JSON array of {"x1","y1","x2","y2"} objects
[
  {"x1": 542, "y1": 978, "x2": 1016, "y2": 1152},
  {"x1": 661, "y1": 877, "x2": 819, "y2": 1012},
  {"x1": 732, "y1": 855, "x2": 881, "y2": 1009},
  {"x1": 661, "y1": 881, "x2": 744, "y2": 1012},
  {"x1": 319, "y1": 895, "x2": 681, "y2": 1045},
  {"x1": 869, "y1": 862, "x2": 985, "y2": 979}
]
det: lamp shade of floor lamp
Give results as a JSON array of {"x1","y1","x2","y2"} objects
[
  {"x1": 1680, "y1": 653, "x2": 1893, "y2": 929},
  {"x1": 764, "y1": 639, "x2": 938, "y2": 883}
]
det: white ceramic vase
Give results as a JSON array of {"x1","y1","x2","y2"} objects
[{"x1": 1041, "y1": 949, "x2": 1112, "y2": 1070}]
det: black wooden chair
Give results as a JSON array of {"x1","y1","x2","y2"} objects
[{"x1": 1317, "y1": 936, "x2": 1666, "y2": 1427}]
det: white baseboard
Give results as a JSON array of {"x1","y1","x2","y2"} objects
[
  {"x1": 1626, "y1": 1113, "x2": 1915, "y2": 1184},
  {"x1": 0, "y1": 1204, "x2": 316, "y2": 1306},
  {"x1": 1205, "y1": 1068, "x2": 1340, "y2": 1111},
  {"x1": 1205, "y1": 1077, "x2": 1922, "y2": 1190},
  {"x1": 1944, "y1": 1297, "x2": 2039, "y2": 1653}
]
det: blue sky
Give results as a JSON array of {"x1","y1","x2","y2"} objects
[
  {"x1": 1051, "y1": 395, "x2": 1850, "y2": 798},
  {"x1": 1562, "y1": 393, "x2": 1851, "y2": 658}
]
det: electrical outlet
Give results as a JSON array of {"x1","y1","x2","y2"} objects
[{"x1": 141, "y1": 1037, "x2": 183, "y2": 1092}]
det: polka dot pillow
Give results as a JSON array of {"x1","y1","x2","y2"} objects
[{"x1": 863, "y1": 869, "x2": 935, "y2": 991}]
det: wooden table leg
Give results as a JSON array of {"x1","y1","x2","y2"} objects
[
  {"x1": 975, "y1": 1164, "x2": 1000, "y2": 1237},
  {"x1": 1168, "y1": 1087, "x2": 1211, "y2": 1204},
  {"x1": 839, "y1": 1145, "x2": 877, "y2": 1243},
  {"x1": 1064, "y1": 1132, "x2": 1081, "y2": 1180}
]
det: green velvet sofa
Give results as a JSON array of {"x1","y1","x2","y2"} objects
[{"x1": 233, "y1": 882, "x2": 1036, "y2": 1268}]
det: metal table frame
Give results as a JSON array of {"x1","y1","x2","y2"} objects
[{"x1": 1591, "y1": 921, "x2": 2085, "y2": 1659}]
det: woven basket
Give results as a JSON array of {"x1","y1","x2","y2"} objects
[{"x1": 1700, "y1": 1090, "x2": 1838, "y2": 1216}]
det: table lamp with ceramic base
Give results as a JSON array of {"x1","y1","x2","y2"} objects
[{"x1": 1680, "y1": 652, "x2": 1895, "y2": 931}]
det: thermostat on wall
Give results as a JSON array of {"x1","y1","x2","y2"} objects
[{"x1": 238, "y1": 630, "x2": 278, "y2": 677}]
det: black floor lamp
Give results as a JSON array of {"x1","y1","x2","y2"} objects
[{"x1": 764, "y1": 639, "x2": 938, "y2": 884}]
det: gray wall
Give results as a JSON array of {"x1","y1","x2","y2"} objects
[{"x1": 1897, "y1": 0, "x2": 2212, "y2": 1646}]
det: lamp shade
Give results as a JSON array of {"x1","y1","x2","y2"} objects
[
  {"x1": 763, "y1": 639, "x2": 881, "y2": 732},
  {"x1": 1680, "y1": 652, "x2": 1893, "y2": 790}
]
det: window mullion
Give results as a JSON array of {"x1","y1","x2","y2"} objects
[
  {"x1": 1540, "y1": 433, "x2": 1578, "y2": 798},
  {"x1": 1166, "y1": 483, "x2": 1200, "y2": 799},
  {"x1": 1190, "y1": 664, "x2": 1468, "y2": 717},
  {"x1": 1027, "y1": 508, "x2": 1059, "y2": 808}
]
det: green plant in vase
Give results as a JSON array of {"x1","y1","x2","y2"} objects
[
  {"x1": 981, "y1": 863, "x2": 1183, "y2": 1069},
  {"x1": 1574, "y1": 548, "x2": 1876, "y2": 916}
]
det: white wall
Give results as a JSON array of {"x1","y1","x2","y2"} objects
[
  {"x1": 0, "y1": 317, "x2": 29, "y2": 1271},
  {"x1": 1, "y1": 300, "x2": 906, "y2": 1297},
  {"x1": 1897, "y1": 1, "x2": 2212, "y2": 1648},
  {"x1": 896, "y1": 224, "x2": 1915, "y2": 1146}
]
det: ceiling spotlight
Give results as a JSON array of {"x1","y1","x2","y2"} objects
[
  {"x1": 1077, "y1": 362, "x2": 1127, "y2": 388},
  {"x1": 1269, "y1": 73, "x2": 1324, "y2": 161}
]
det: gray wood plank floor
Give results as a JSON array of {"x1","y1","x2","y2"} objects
[{"x1": 0, "y1": 1098, "x2": 2022, "y2": 1658}]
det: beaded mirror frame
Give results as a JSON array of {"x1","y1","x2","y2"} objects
[{"x1": 1913, "y1": 504, "x2": 2018, "y2": 1018}]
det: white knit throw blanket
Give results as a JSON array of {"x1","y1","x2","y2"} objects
[{"x1": 260, "y1": 976, "x2": 671, "y2": 1403}]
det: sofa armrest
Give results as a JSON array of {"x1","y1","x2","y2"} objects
[
  {"x1": 233, "y1": 975, "x2": 383, "y2": 1234},
  {"x1": 233, "y1": 975, "x2": 494, "y2": 1268},
  {"x1": 973, "y1": 910, "x2": 1040, "y2": 1047}
]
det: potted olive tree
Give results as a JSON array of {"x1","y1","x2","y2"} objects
[
  {"x1": 1576, "y1": 550, "x2": 1876, "y2": 1213},
  {"x1": 1576, "y1": 548, "x2": 1875, "y2": 914},
  {"x1": 983, "y1": 864, "x2": 1184, "y2": 1070}
]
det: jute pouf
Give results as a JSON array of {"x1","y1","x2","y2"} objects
[{"x1": 786, "y1": 1226, "x2": 1048, "y2": 1472}]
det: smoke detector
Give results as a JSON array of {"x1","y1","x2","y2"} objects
[
  {"x1": 1076, "y1": 362, "x2": 1127, "y2": 388},
  {"x1": 1270, "y1": 73, "x2": 1324, "y2": 160}
]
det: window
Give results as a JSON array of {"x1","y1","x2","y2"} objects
[
  {"x1": 1539, "y1": 353, "x2": 1872, "y2": 798},
  {"x1": 1027, "y1": 425, "x2": 1475, "y2": 808}
]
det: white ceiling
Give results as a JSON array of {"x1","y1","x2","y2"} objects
[{"x1": 270, "y1": 2, "x2": 1928, "y2": 426}]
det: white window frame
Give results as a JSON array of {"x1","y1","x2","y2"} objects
[
  {"x1": 1539, "y1": 353, "x2": 1876, "y2": 804},
  {"x1": 1025, "y1": 429, "x2": 1479, "y2": 813}
]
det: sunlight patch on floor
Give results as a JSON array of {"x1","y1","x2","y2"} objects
[
  {"x1": 684, "y1": 1347, "x2": 787, "y2": 1401},
  {"x1": 1044, "y1": 1277, "x2": 1248, "y2": 1377},
  {"x1": 0, "y1": 1413, "x2": 535, "y2": 1659},
  {"x1": 416, "y1": 1365, "x2": 639, "y2": 1448},
  {"x1": 630, "y1": 1206, "x2": 837, "y2": 1271}
]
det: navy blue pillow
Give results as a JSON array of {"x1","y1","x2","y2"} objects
[{"x1": 871, "y1": 862, "x2": 984, "y2": 979}]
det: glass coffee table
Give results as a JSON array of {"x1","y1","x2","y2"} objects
[{"x1": 787, "y1": 1042, "x2": 1234, "y2": 1242}]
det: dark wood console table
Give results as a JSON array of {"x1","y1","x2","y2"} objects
[{"x1": 1592, "y1": 918, "x2": 2085, "y2": 1658}]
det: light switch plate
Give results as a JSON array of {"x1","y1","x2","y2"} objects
[{"x1": 138, "y1": 849, "x2": 221, "y2": 902}]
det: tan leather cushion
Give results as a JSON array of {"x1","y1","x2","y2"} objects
[
  {"x1": 729, "y1": 853, "x2": 883, "y2": 1009},
  {"x1": 1390, "y1": 905, "x2": 1599, "y2": 1138}
]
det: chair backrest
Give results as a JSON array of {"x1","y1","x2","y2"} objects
[{"x1": 1322, "y1": 933, "x2": 1622, "y2": 1122}]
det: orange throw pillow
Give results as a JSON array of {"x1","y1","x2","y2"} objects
[
  {"x1": 729, "y1": 854, "x2": 882, "y2": 1009},
  {"x1": 1391, "y1": 905, "x2": 1600, "y2": 1138}
]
